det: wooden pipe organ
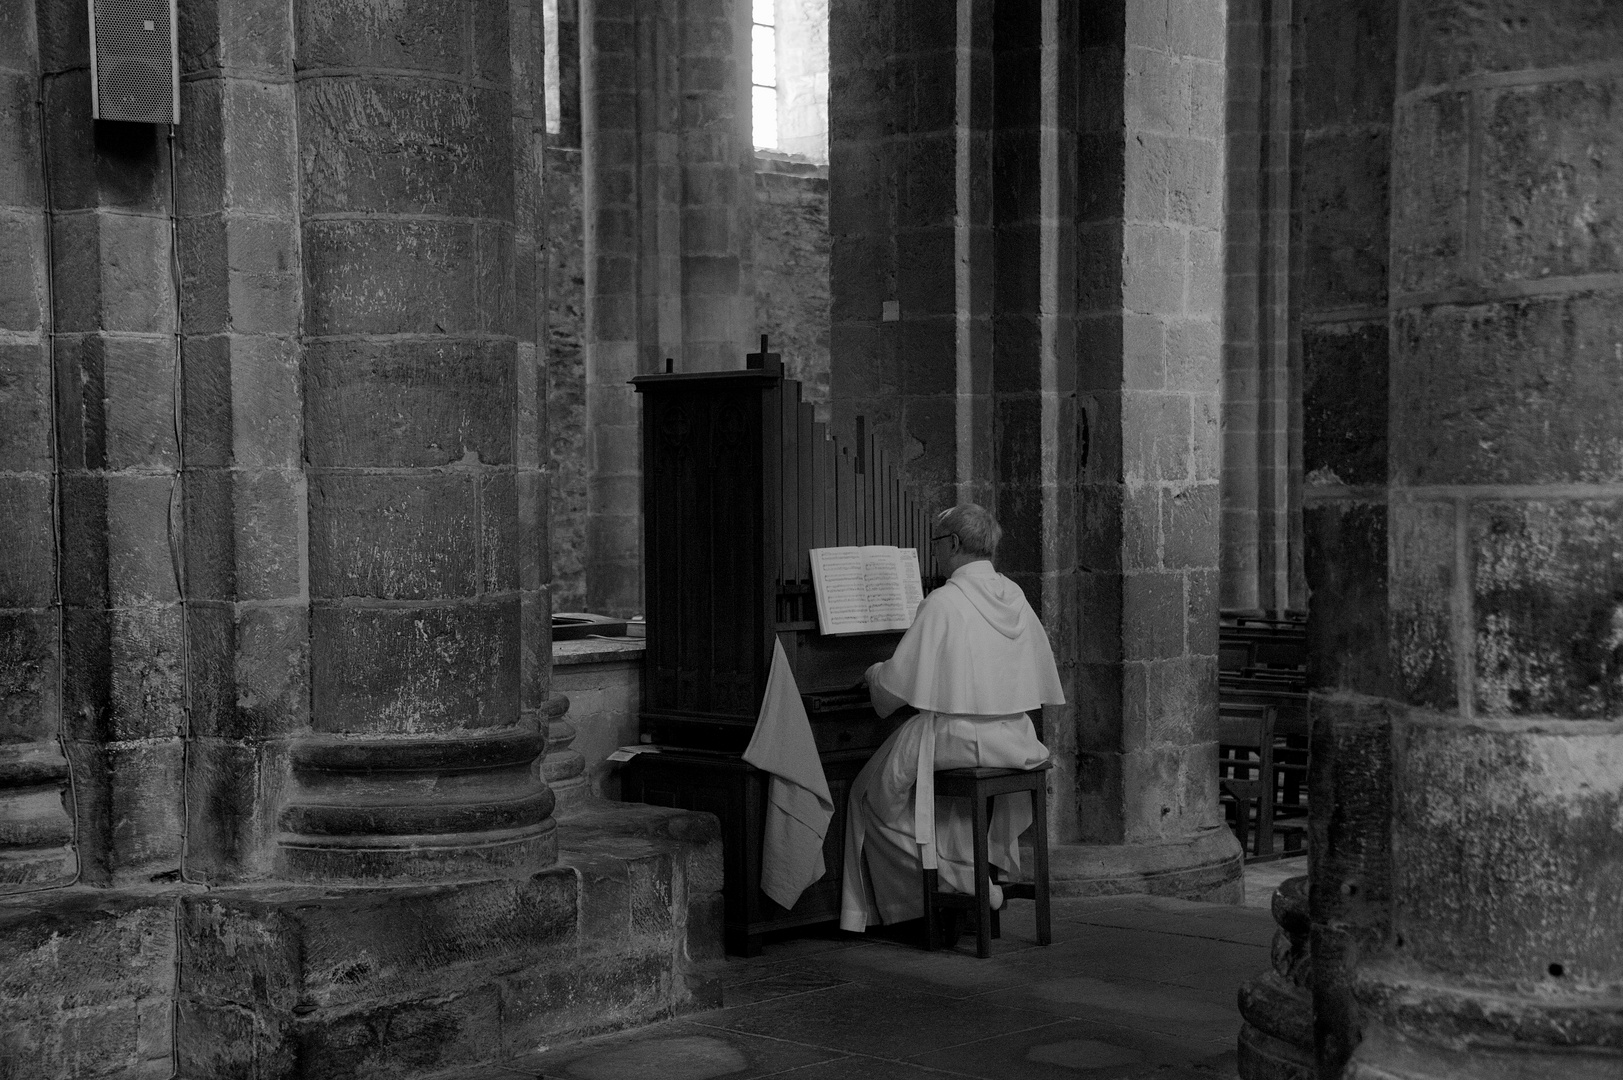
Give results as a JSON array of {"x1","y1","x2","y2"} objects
[{"x1": 621, "y1": 340, "x2": 939, "y2": 954}]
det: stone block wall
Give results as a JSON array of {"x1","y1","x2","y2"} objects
[
  {"x1": 1, "y1": 890, "x2": 176, "y2": 1078},
  {"x1": 176, "y1": 807, "x2": 722, "y2": 1078},
  {"x1": 547, "y1": 145, "x2": 588, "y2": 614}
]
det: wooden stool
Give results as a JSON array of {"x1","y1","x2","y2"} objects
[{"x1": 921, "y1": 761, "x2": 1053, "y2": 958}]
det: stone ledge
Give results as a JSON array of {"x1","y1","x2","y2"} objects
[
  {"x1": 552, "y1": 637, "x2": 645, "y2": 666},
  {"x1": 175, "y1": 802, "x2": 723, "y2": 1079},
  {"x1": 0, "y1": 804, "x2": 722, "y2": 1080},
  {"x1": 0, "y1": 885, "x2": 185, "y2": 1080},
  {"x1": 1048, "y1": 826, "x2": 1245, "y2": 904}
]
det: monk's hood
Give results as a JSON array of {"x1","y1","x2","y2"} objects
[
  {"x1": 947, "y1": 563, "x2": 1028, "y2": 639},
  {"x1": 873, "y1": 558, "x2": 1065, "y2": 714}
]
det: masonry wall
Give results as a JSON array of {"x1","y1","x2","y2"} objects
[
  {"x1": 547, "y1": 145, "x2": 588, "y2": 614},
  {"x1": 754, "y1": 155, "x2": 831, "y2": 412}
]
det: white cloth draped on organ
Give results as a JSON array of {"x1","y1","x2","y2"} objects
[{"x1": 743, "y1": 638, "x2": 835, "y2": 911}]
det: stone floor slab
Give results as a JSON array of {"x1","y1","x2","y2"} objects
[
  {"x1": 721, "y1": 966, "x2": 853, "y2": 1007},
  {"x1": 511, "y1": 1019, "x2": 845, "y2": 1080},
  {"x1": 908, "y1": 1016, "x2": 1237, "y2": 1079},
  {"x1": 793, "y1": 941, "x2": 1037, "y2": 999},
  {"x1": 492, "y1": 890, "x2": 1273, "y2": 1080},
  {"x1": 698, "y1": 982, "x2": 1057, "y2": 1059}
]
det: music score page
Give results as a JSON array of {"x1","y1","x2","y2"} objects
[{"x1": 809, "y1": 545, "x2": 925, "y2": 635}]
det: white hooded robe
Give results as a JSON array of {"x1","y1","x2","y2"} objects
[{"x1": 838, "y1": 560, "x2": 1064, "y2": 932}]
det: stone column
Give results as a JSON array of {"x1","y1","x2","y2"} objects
[
  {"x1": 680, "y1": 0, "x2": 756, "y2": 373},
  {"x1": 1056, "y1": 0, "x2": 1239, "y2": 897},
  {"x1": 989, "y1": 0, "x2": 1076, "y2": 826},
  {"x1": 0, "y1": 0, "x2": 74, "y2": 891},
  {"x1": 43, "y1": 3, "x2": 186, "y2": 887},
  {"x1": 174, "y1": 0, "x2": 306, "y2": 884},
  {"x1": 277, "y1": 0, "x2": 555, "y2": 883},
  {"x1": 830, "y1": 1, "x2": 1238, "y2": 898},
  {"x1": 828, "y1": 0, "x2": 995, "y2": 514},
  {"x1": 546, "y1": 0, "x2": 588, "y2": 612},
  {"x1": 1286, "y1": 2, "x2": 1400, "y2": 1077},
  {"x1": 1343, "y1": 3, "x2": 1623, "y2": 1076},
  {"x1": 1221, "y1": 0, "x2": 1303, "y2": 614},
  {"x1": 580, "y1": 0, "x2": 755, "y2": 617}
]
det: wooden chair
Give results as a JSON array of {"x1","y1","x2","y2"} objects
[
  {"x1": 921, "y1": 761, "x2": 1053, "y2": 959},
  {"x1": 1218, "y1": 705, "x2": 1276, "y2": 859}
]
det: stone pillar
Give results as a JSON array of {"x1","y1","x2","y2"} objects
[
  {"x1": 277, "y1": 0, "x2": 555, "y2": 883},
  {"x1": 580, "y1": 0, "x2": 755, "y2": 617},
  {"x1": 680, "y1": 0, "x2": 756, "y2": 373},
  {"x1": 547, "y1": 0, "x2": 589, "y2": 613},
  {"x1": 830, "y1": 1, "x2": 1238, "y2": 898},
  {"x1": 173, "y1": 0, "x2": 306, "y2": 884},
  {"x1": 828, "y1": 0, "x2": 995, "y2": 514},
  {"x1": 42, "y1": 2, "x2": 186, "y2": 888},
  {"x1": 0, "y1": 0, "x2": 74, "y2": 891},
  {"x1": 1342, "y1": 3, "x2": 1623, "y2": 1076},
  {"x1": 1292, "y1": 2, "x2": 1399, "y2": 1077},
  {"x1": 1221, "y1": 0, "x2": 1303, "y2": 615},
  {"x1": 989, "y1": 0, "x2": 1076, "y2": 827},
  {"x1": 1055, "y1": 0, "x2": 1239, "y2": 897}
]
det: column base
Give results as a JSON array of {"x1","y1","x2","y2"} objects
[
  {"x1": 1049, "y1": 826, "x2": 1244, "y2": 902},
  {"x1": 1345, "y1": 962, "x2": 1623, "y2": 1080},
  {"x1": 1, "y1": 803, "x2": 724, "y2": 1080},
  {"x1": 0, "y1": 742, "x2": 78, "y2": 891},
  {"x1": 184, "y1": 802, "x2": 722, "y2": 1080},
  {"x1": 1238, "y1": 875, "x2": 1314, "y2": 1080}
]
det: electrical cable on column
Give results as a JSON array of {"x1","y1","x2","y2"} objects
[{"x1": 164, "y1": 124, "x2": 202, "y2": 890}]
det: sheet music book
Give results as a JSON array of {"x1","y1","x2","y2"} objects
[{"x1": 808, "y1": 545, "x2": 925, "y2": 635}]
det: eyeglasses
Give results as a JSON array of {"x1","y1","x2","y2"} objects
[{"x1": 931, "y1": 533, "x2": 957, "y2": 544}]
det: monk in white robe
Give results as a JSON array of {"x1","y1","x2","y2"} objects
[{"x1": 839, "y1": 503, "x2": 1064, "y2": 932}]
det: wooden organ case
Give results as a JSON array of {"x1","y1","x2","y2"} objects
[{"x1": 621, "y1": 342, "x2": 936, "y2": 955}]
